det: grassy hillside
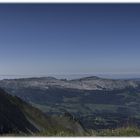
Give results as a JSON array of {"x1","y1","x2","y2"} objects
[
  {"x1": 89, "y1": 126, "x2": 140, "y2": 136},
  {"x1": 38, "y1": 126, "x2": 140, "y2": 136},
  {"x1": 0, "y1": 88, "x2": 139, "y2": 137},
  {"x1": 0, "y1": 88, "x2": 86, "y2": 136},
  {"x1": 0, "y1": 88, "x2": 38, "y2": 134}
]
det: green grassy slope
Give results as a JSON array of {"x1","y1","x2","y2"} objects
[
  {"x1": 0, "y1": 88, "x2": 86, "y2": 136},
  {"x1": 89, "y1": 126, "x2": 140, "y2": 136}
]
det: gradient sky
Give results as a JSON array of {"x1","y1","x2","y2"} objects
[{"x1": 0, "y1": 4, "x2": 140, "y2": 76}]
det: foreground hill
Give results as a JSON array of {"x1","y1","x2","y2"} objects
[
  {"x1": 0, "y1": 88, "x2": 85, "y2": 135},
  {"x1": 0, "y1": 88, "x2": 38, "y2": 134}
]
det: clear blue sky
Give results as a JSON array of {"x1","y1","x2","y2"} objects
[{"x1": 0, "y1": 4, "x2": 140, "y2": 76}]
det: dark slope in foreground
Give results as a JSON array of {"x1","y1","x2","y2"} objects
[
  {"x1": 0, "y1": 88, "x2": 38, "y2": 134},
  {"x1": 0, "y1": 88, "x2": 85, "y2": 135}
]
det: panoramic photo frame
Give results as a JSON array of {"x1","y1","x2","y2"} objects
[{"x1": 0, "y1": 0, "x2": 140, "y2": 139}]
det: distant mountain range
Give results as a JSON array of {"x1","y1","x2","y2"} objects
[{"x1": 0, "y1": 76, "x2": 139, "y2": 91}]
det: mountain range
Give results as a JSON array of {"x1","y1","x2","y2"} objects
[{"x1": 0, "y1": 76, "x2": 139, "y2": 90}]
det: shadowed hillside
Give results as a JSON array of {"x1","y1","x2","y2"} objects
[{"x1": 0, "y1": 88, "x2": 86, "y2": 136}]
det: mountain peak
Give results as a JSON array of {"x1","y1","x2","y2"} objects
[{"x1": 76, "y1": 76, "x2": 101, "y2": 81}]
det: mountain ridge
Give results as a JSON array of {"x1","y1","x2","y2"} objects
[{"x1": 0, "y1": 76, "x2": 139, "y2": 91}]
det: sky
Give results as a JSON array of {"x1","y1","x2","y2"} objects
[{"x1": 0, "y1": 4, "x2": 140, "y2": 77}]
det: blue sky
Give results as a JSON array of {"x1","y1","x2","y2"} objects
[{"x1": 0, "y1": 4, "x2": 140, "y2": 76}]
